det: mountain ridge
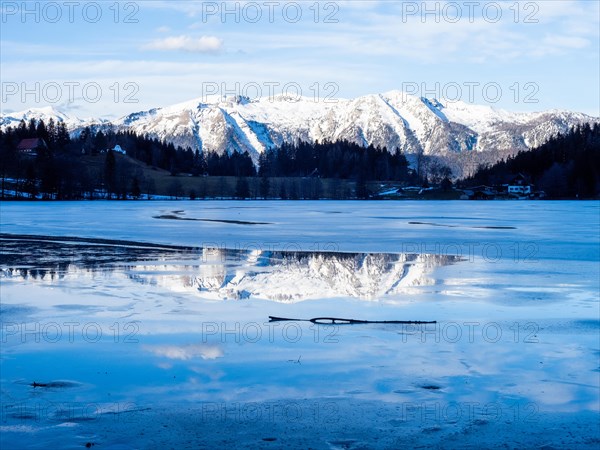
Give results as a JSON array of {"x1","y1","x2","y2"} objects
[{"x1": 2, "y1": 91, "x2": 597, "y2": 177}]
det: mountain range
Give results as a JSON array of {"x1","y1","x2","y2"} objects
[{"x1": 2, "y1": 91, "x2": 596, "y2": 177}]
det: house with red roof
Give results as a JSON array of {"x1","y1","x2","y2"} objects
[{"x1": 16, "y1": 138, "x2": 47, "y2": 157}]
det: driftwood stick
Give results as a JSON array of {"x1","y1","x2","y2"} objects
[{"x1": 268, "y1": 316, "x2": 436, "y2": 325}]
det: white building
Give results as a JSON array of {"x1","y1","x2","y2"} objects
[{"x1": 508, "y1": 185, "x2": 531, "y2": 195}]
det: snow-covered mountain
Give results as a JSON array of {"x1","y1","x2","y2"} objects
[
  {"x1": 2, "y1": 92, "x2": 596, "y2": 177},
  {"x1": 0, "y1": 106, "x2": 108, "y2": 134}
]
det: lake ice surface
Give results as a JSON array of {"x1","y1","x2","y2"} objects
[{"x1": 0, "y1": 201, "x2": 598, "y2": 448}]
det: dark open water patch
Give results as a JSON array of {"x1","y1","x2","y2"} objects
[
  {"x1": 408, "y1": 221, "x2": 516, "y2": 230},
  {"x1": 0, "y1": 233, "x2": 197, "y2": 251},
  {"x1": 30, "y1": 380, "x2": 81, "y2": 389},
  {"x1": 153, "y1": 214, "x2": 271, "y2": 225}
]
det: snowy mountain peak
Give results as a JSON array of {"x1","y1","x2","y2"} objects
[{"x1": 1, "y1": 91, "x2": 597, "y2": 177}]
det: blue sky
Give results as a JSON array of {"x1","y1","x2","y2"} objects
[{"x1": 1, "y1": 0, "x2": 599, "y2": 119}]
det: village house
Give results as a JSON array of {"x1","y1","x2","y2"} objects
[
  {"x1": 98, "y1": 144, "x2": 127, "y2": 155},
  {"x1": 16, "y1": 138, "x2": 47, "y2": 157},
  {"x1": 505, "y1": 173, "x2": 532, "y2": 196},
  {"x1": 112, "y1": 144, "x2": 126, "y2": 155}
]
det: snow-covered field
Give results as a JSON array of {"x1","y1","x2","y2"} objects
[{"x1": 1, "y1": 201, "x2": 598, "y2": 449}]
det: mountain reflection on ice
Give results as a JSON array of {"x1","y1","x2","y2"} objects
[
  {"x1": 0, "y1": 227, "x2": 598, "y2": 449},
  {"x1": 0, "y1": 235, "x2": 461, "y2": 301}
]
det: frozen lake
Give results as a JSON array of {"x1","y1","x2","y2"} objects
[{"x1": 1, "y1": 201, "x2": 599, "y2": 448}]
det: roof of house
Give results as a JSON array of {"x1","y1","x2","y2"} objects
[
  {"x1": 510, "y1": 173, "x2": 531, "y2": 184},
  {"x1": 17, "y1": 138, "x2": 45, "y2": 151}
]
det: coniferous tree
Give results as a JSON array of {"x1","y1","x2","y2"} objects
[
  {"x1": 259, "y1": 176, "x2": 270, "y2": 199},
  {"x1": 235, "y1": 177, "x2": 250, "y2": 199},
  {"x1": 465, "y1": 124, "x2": 600, "y2": 198},
  {"x1": 131, "y1": 176, "x2": 141, "y2": 199},
  {"x1": 104, "y1": 149, "x2": 117, "y2": 198},
  {"x1": 355, "y1": 174, "x2": 369, "y2": 199}
]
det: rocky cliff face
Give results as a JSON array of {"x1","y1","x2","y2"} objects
[{"x1": 2, "y1": 92, "x2": 595, "y2": 177}]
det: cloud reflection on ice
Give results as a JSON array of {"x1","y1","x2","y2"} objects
[{"x1": 146, "y1": 343, "x2": 224, "y2": 361}]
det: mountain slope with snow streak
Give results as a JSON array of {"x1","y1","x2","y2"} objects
[{"x1": 2, "y1": 92, "x2": 596, "y2": 177}]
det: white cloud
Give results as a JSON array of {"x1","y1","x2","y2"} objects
[
  {"x1": 543, "y1": 35, "x2": 590, "y2": 50},
  {"x1": 146, "y1": 343, "x2": 224, "y2": 361},
  {"x1": 2, "y1": 1, "x2": 597, "y2": 116},
  {"x1": 144, "y1": 35, "x2": 223, "y2": 53}
]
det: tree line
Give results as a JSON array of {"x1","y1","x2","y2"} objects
[
  {"x1": 463, "y1": 123, "x2": 600, "y2": 198},
  {"x1": 0, "y1": 119, "x2": 419, "y2": 200},
  {"x1": 3, "y1": 116, "x2": 595, "y2": 200},
  {"x1": 258, "y1": 140, "x2": 413, "y2": 181},
  {"x1": 0, "y1": 119, "x2": 258, "y2": 199}
]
